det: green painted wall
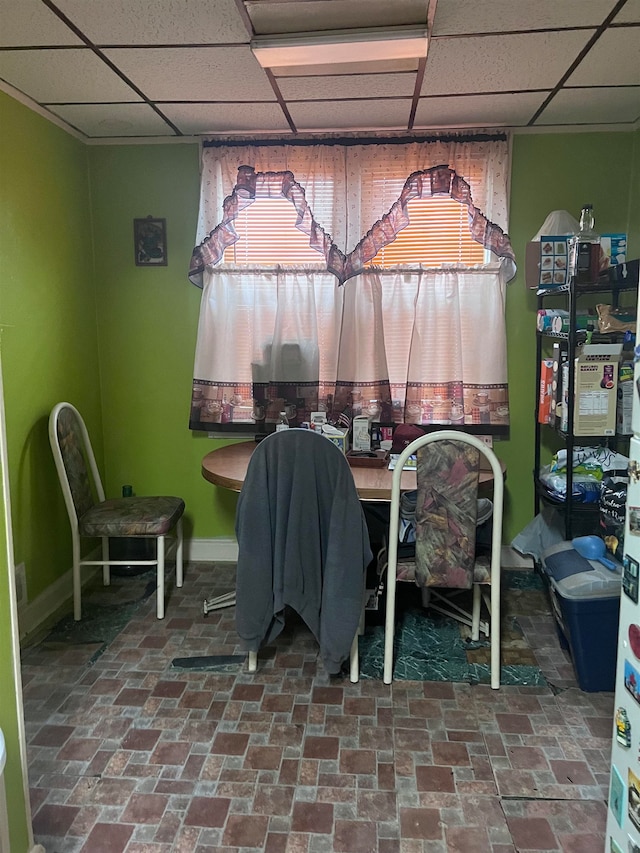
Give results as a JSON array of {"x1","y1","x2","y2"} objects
[
  {"x1": 0, "y1": 448, "x2": 28, "y2": 853},
  {"x1": 503, "y1": 131, "x2": 637, "y2": 542},
  {"x1": 88, "y1": 144, "x2": 238, "y2": 539},
  {"x1": 0, "y1": 91, "x2": 102, "y2": 852}
]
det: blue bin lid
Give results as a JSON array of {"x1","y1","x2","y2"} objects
[
  {"x1": 542, "y1": 541, "x2": 622, "y2": 599},
  {"x1": 544, "y1": 548, "x2": 594, "y2": 581}
]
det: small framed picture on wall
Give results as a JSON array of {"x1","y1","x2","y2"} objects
[{"x1": 134, "y1": 216, "x2": 167, "y2": 266}]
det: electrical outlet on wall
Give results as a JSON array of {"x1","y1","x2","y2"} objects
[{"x1": 14, "y1": 561, "x2": 26, "y2": 605}]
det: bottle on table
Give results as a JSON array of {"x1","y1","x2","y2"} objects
[
  {"x1": 569, "y1": 204, "x2": 601, "y2": 283},
  {"x1": 276, "y1": 411, "x2": 289, "y2": 431}
]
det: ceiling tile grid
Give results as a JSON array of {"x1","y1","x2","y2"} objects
[
  {"x1": 0, "y1": 0, "x2": 637, "y2": 140},
  {"x1": 52, "y1": 0, "x2": 251, "y2": 45},
  {"x1": 101, "y1": 46, "x2": 275, "y2": 101}
]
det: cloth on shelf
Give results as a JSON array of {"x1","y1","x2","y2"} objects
[
  {"x1": 538, "y1": 445, "x2": 630, "y2": 505},
  {"x1": 551, "y1": 446, "x2": 629, "y2": 476},
  {"x1": 538, "y1": 465, "x2": 602, "y2": 503}
]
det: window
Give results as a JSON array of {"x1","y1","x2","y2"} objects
[
  {"x1": 223, "y1": 197, "x2": 324, "y2": 265},
  {"x1": 189, "y1": 138, "x2": 515, "y2": 435},
  {"x1": 224, "y1": 194, "x2": 485, "y2": 267},
  {"x1": 369, "y1": 196, "x2": 485, "y2": 266}
]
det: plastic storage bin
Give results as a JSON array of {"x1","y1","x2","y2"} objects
[{"x1": 541, "y1": 541, "x2": 622, "y2": 692}]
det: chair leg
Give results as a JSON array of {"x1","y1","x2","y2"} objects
[
  {"x1": 157, "y1": 535, "x2": 165, "y2": 619},
  {"x1": 349, "y1": 637, "x2": 359, "y2": 683},
  {"x1": 383, "y1": 568, "x2": 398, "y2": 685},
  {"x1": 471, "y1": 584, "x2": 481, "y2": 642},
  {"x1": 349, "y1": 625, "x2": 360, "y2": 684},
  {"x1": 203, "y1": 592, "x2": 236, "y2": 614},
  {"x1": 175, "y1": 517, "x2": 184, "y2": 587},
  {"x1": 490, "y1": 578, "x2": 501, "y2": 690},
  {"x1": 349, "y1": 591, "x2": 367, "y2": 683},
  {"x1": 101, "y1": 537, "x2": 110, "y2": 586},
  {"x1": 248, "y1": 651, "x2": 258, "y2": 672},
  {"x1": 72, "y1": 539, "x2": 82, "y2": 621}
]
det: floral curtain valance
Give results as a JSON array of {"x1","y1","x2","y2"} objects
[{"x1": 188, "y1": 163, "x2": 516, "y2": 287}]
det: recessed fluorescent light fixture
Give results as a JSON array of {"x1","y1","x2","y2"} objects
[{"x1": 251, "y1": 26, "x2": 428, "y2": 69}]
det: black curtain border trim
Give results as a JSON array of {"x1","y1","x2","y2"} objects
[{"x1": 202, "y1": 132, "x2": 508, "y2": 149}]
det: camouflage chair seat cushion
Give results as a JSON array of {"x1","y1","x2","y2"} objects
[
  {"x1": 79, "y1": 496, "x2": 185, "y2": 538},
  {"x1": 394, "y1": 552, "x2": 491, "y2": 585}
]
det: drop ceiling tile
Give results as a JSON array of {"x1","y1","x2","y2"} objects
[
  {"x1": 414, "y1": 92, "x2": 548, "y2": 128},
  {"x1": 567, "y1": 27, "x2": 640, "y2": 85},
  {"x1": 54, "y1": 0, "x2": 250, "y2": 45},
  {"x1": 534, "y1": 86, "x2": 640, "y2": 125},
  {"x1": 432, "y1": 0, "x2": 618, "y2": 34},
  {"x1": 246, "y1": 0, "x2": 427, "y2": 36},
  {"x1": 288, "y1": 98, "x2": 412, "y2": 131},
  {"x1": 0, "y1": 49, "x2": 140, "y2": 102},
  {"x1": 103, "y1": 46, "x2": 275, "y2": 100},
  {"x1": 423, "y1": 31, "x2": 594, "y2": 95},
  {"x1": 278, "y1": 72, "x2": 416, "y2": 100},
  {"x1": 45, "y1": 103, "x2": 176, "y2": 138},
  {"x1": 161, "y1": 102, "x2": 291, "y2": 134},
  {"x1": 0, "y1": 0, "x2": 83, "y2": 46},
  {"x1": 614, "y1": 0, "x2": 640, "y2": 23}
]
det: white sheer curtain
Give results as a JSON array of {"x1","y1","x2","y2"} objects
[
  {"x1": 189, "y1": 137, "x2": 515, "y2": 432},
  {"x1": 191, "y1": 267, "x2": 343, "y2": 427},
  {"x1": 191, "y1": 262, "x2": 511, "y2": 429}
]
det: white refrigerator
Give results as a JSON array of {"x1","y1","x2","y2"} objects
[{"x1": 606, "y1": 300, "x2": 640, "y2": 853}]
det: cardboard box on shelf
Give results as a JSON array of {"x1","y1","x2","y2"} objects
[
  {"x1": 549, "y1": 342, "x2": 565, "y2": 428},
  {"x1": 601, "y1": 233, "x2": 627, "y2": 267},
  {"x1": 526, "y1": 237, "x2": 571, "y2": 290},
  {"x1": 572, "y1": 343, "x2": 623, "y2": 436},
  {"x1": 617, "y1": 360, "x2": 634, "y2": 436},
  {"x1": 538, "y1": 358, "x2": 554, "y2": 424}
]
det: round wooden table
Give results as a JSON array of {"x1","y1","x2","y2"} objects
[{"x1": 201, "y1": 440, "x2": 502, "y2": 502}]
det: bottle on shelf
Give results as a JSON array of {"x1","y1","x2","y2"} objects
[
  {"x1": 221, "y1": 394, "x2": 233, "y2": 423},
  {"x1": 569, "y1": 204, "x2": 601, "y2": 283},
  {"x1": 275, "y1": 411, "x2": 289, "y2": 431}
]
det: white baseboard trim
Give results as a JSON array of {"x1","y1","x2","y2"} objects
[
  {"x1": 187, "y1": 537, "x2": 238, "y2": 563},
  {"x1": 190, "y1": 542, "x2": 533, "y2": 569}
]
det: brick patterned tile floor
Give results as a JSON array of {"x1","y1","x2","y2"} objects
[{"x1": 21, "y1": 562, "x2": 614, "y2": 852}]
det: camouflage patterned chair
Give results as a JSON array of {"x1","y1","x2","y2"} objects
[
  {"x1": 382, "y1": 431, "x2": 504, "y2": 687},
  {"x1": 49, "y1": 402, "x2": 184, "y2": 620}
]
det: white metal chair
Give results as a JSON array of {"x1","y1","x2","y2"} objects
[
  {"x1": 382, "y1": 430, "x2": 504, "y2": 688},
  {"x1": 49, "y1": 402, "x2": 185, "y2": 620}
]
